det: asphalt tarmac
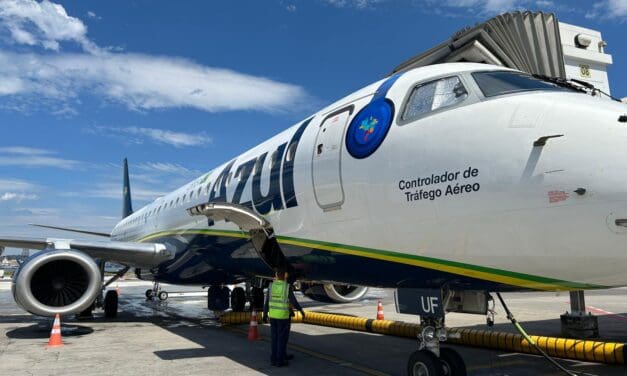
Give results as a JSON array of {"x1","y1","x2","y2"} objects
[{"x1": 1, "y1": 279, "x2": 626, "y2": 375}]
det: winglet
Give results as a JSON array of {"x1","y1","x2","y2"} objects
[{"x1": 122, "y1": 158, "x2": 133, "y2": 218}]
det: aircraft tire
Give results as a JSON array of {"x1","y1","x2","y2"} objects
[
  {"x1": 76, "y1": 302, "x2": 95, "y2": 320},
  {"x1": 158, "y1": 291, "x2": 168, "y2": 301},
  {"x1": 230, "y1": 287, "x2": 246, "y2": 312},
  {"x1": 439, "y1": 348, "x2": 466, "y2": 376},
  {"x1": 208, "y1": 285, "x2": 230, "y2": 311},
  {"x1": 407, "y1": 350, "x2": 442, "y2": 376},
  {"x1": 251, "y1": 287, "x2": 264, "y2": 311},
  {"x1": 145, "y1": 289, "x2": 153, "y2": 300},
  {"x1": 104, "y1": 290, "x2": 118, "y2": 318}
]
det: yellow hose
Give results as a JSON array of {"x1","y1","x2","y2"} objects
[{"x1": 220, "y1": 311, "x2": 625, "y2": 365}]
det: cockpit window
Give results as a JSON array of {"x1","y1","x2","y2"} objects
[
  {"x1": 472, "y1": 71, "x2": 571, "y2": 97},
  {"x1": 402, "y1": 76, "x2": 468, "y2": 122}
]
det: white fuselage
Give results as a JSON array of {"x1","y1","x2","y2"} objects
[{"x1": 111, "y1": 63, "x2": 627, "y2": 291}]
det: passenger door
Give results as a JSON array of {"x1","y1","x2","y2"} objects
[{"x1": 312, "y1": 105, "x2": 354, "y2": 210}]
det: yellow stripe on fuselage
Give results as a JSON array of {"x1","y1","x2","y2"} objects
[{"x1": 138, "y1": 228, "x2": 595, "y2": 291}]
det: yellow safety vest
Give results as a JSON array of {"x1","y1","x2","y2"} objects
[{"x1": 268, "y1": 280, "x2": 290, "y2": 319}]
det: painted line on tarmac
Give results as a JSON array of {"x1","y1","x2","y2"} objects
[
  {"x1": 225, "y1": 326, "x2": 389, "y2": 376},
  {"x1": 586, "y1": 306, "x2": 627, "y2": 323},
  {"x1": 465, "y1": 359, "x2": 527, "y2": 371}
]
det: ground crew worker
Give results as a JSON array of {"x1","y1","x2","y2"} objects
[{"x1": 263, "y1": 270, "x2": 305, "y2": 367}]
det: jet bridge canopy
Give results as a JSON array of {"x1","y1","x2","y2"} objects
[{"x1": 392, "y1": 11, "x2": 566, "y2": 78}]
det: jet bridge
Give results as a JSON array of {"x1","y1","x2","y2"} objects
[{"x1": 392, "y1": 11, "x2": 613, "y2": 95}]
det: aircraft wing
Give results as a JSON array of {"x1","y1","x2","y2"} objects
[
  {"x1": 0, "y1": 236, "x2": 174, "y2": 267},
  {"x1": 29, "y1": 223, "x2": 111, "y2": 237}
]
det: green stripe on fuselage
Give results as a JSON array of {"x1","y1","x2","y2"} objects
[{"x1": 138, "y1": 228, "x2": 604, "y2": 291}]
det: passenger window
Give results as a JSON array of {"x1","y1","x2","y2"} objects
[{"x1": 402, "y1": 76, "x2": 468, "y2": 122}]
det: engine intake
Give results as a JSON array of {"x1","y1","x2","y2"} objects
[{"x1": 12, "y1": 249, "x2": 101, "y2": 317}]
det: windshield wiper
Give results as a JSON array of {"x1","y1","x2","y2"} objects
[{"x1": 532, "y1": 74, "x2": 622, "y2": 102}]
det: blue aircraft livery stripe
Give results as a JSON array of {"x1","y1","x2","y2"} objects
[{"x1": 372, "y1": 73, "x2": 403, "y2": 102}]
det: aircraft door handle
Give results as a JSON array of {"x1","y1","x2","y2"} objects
[{"x1": 317, "y1": 144, "x2": 323, "y2": 155}]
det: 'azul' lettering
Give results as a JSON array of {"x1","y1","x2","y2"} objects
[
  {"x1": 252, "y1": 143, "x2": 286, "y2": 215},
  {"x1": 207, "y1": 117, "x2": 312, "y2": 214},
  {"x1": 209, "y1": 160, "x2": 236, "y2": 202},
  {"x1": 231, "y1": 159, "x2": 255, "y2": 209},
  {"x1": 282, "y1": 118, "x2": 312, "y2": 208}
]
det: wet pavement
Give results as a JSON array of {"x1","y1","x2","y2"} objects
[{"x1": 1, "y1": 279, "x2": 626, "y2": 375}]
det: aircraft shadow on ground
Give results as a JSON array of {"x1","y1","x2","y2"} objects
[
  {"x1": 146, "y1": 304, "x2": 627, "y2": 376},
  {"x1": 3, "y1": 295, "x2": 626, "y2": 375},
  {"x1": 5, "y1": 323, "x2": 94, "y2": 339}
]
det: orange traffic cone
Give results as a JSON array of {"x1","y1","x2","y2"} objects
[
  {"x1": 247, "y1": 311, "x2": 259, "y2": 341},
  {"x1": 47, "y1": 314, "x2": 63, "y2": 348},
  {"x1": 376, "y1": 300, "x2": 384, "y2": 320}
]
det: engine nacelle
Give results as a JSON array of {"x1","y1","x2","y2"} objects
[
  {"x1": 12, "y1": 249, "x2": 101, "y2": 317},
  {"x1": 302, "y1": 283, "x2": 369, "y2": 303}
]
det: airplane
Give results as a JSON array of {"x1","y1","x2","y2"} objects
[{"x1": 2, "y1": 62, "x2": 627, "y2": 376}]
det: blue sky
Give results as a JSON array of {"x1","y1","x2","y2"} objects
[{"x1": 0, "y1": 0, "x2": 625, "y2": 242}]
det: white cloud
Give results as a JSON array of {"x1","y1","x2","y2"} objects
[
  {"x1": 0, "y1": 146, "x2": 80, "y2": 169},
  {"x1": 88, "y1": 126, "x2": 212, "y2": 148},
  {"x1": 609, "y1": 0, "x2": 627, "y2": 16},
  {"x1": 0, "y1": 51, "x2": 308, "y2": 114},
  {"x1": 0, "y1": 205, "x2": 118, "y2": 239},
  {"x1": 0, "y1": 0, "x2": 98, "y2": 53},
  {"x1": 82, "y1": 184, "x2": 169, "y2": 202},
  {"x1": 588, "y1": 0, "x2": 627, "y2": 19},
  {"x1": 286, "y1": 4, "x2": 297, "y2": 12},
  {"x1": 121, "y1": 127, "x2": 212, "y2": 148},
  {"x1": 0, "y1": 146, "x2": 53, "y2": 155},
  {"x1": 0, "y1": 178, "x2": 37, "y2": 203},
  {"x1": 323, "y1": 0, "x2": 385, "y2": 9},
  {"x1": 86, "y1": 11, "x2": 99, "y2": 19},
  {"x1": 0, "y1": 178, "x2": 36, "y2": 191},
  {"x1": 424, "y1": 0, "x2": 531, "y2": 15},
  {"x1": 0, "y1": 192, "x2": 37, "y2": 202},
  {"x1": 0, "y1": 1, "x2": 309, "y2": 115},
  {"x1": 137, "y1": 162, "x2": 200, "y2": 176}
]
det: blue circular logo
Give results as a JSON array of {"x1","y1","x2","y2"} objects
[{"x1": 345, "y1": 99, "x2": 394, "y2": 159}]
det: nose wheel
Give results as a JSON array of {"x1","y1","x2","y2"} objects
[
  {"x1": 407, "y1": 350, "x2": 440, "y2": 376},
  {"x1": 406, "y1": 314, "x2": 466, "y2": 376},
  {"x1": 407, "y1": 348, "x2": 466, "y2": 376}
]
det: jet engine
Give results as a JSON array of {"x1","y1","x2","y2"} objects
[
  {"x1": 302, "y1": 283, "x2": 368, "y2": 303},
  {"x1": 12, "y1": 249, "x2": 101, "y2": 316}
]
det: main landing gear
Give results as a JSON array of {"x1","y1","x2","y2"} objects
[
  {"x1": 145, "y1": 282, "x2": 169, "y2": 301},
  {"x1": 206, "y1": 281, "x2": 266, "y2": 314},
  {"x1": 78, "y1": 263, "x2": 129, "y2": 319}
]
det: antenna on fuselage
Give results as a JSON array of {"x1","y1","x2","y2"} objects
[{"x1": 122, "y1": 158, "x2": 134, "y2": 219}]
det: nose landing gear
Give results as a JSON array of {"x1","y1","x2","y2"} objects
[
  {"x1": 145, "y1": 282, "x2": 168, "y2": 301},
  {"x1": 407, "y1": 317, "x2": 466, "y2": 376},
  {"x1": 396, "y1": 288, "x2": 475, "y2": 376}
]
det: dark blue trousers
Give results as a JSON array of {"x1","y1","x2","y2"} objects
[{"x1": 270, "y1": 318, "x2": 290, "y2": 364}]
